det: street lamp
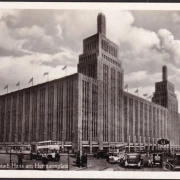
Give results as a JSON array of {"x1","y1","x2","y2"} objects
[
  {"x1": 10, "y1": 148, "x2": 11, "y2": 165},
  {"x1": 68, "y1": 149, "x2": 70, "y2": 171}
]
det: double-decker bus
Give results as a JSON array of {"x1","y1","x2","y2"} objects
[
  {"x1": 36, "y1": 140, "x2": 60, "y2": 161},
  {"x1": 6, "y1": 144, "x2": 31, "y2": 154},
  {"x1": 37, "y1": 141, "x2": 60, "y2": 150},
  {"x1": 107, "y1": 144, "x2": 126, "y2": 163},
  {"x1": 6, "y1": 144, "x2": 32, "y2": 159},
  {"x1": 109, "y1": 144, "x2": 125, "y2": 154}
]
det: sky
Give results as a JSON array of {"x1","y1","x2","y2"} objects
[{"x1": 1, "y1": 9, "x2": 180, "y2": 110}]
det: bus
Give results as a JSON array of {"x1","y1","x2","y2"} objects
[
  {"x1": 36, "y1": 140, "x2": 60, "y2": 161},
  {"x1": 6, "y1": 144, "x2": 32, "y2": 159},
  {"x1": 6, "y1": 144, "x2": 31, "y2": 154},
  {"x1": 107, "y1": 144, "x2": 126, "y2": 163},
  {"x1": 37, "y1": 141, "x2": 60, "y2": 150},
  {"x1": 109, "y1": 144, "x2": 126, "y2": 154}
]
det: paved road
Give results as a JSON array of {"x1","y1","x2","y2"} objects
[{"x1": 0, "y1": 154, "x2": 172, "y2": 171}]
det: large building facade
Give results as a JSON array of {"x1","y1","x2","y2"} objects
[{"x1": 0, "y1": 13, "x2": 179, "y2": 153}]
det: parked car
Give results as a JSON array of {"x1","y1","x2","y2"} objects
[
  {"x1": 47, "y1": 149, "x2": 60, "y2": 161},
  {"x1": 94, "y1": 150, "x2": 107, "y2": 159},
  {"x1": 108, "y1": 152, "x2": 124, "y2": 164},
  {"x1": 28, "y1": 151, "x2": 37, "y2": 160},
  {"x1": 164, "y1": 153, "x2": 180, "y2": 170},
  {"x1": 141, "y1": 152, "x2": 153, "y2": 167},
  {"x1": 120, "y1": 153, "x2": 142, "y2": 168},
  {"x1": 109, "y1": 153, "x2": 124, "y2": 163},
  {"x1": 151, "y1": 153, "x2": 163, "y2": 167},
  {"x1": 36, "y1": 149, "x2": 60, "y2": 161}
]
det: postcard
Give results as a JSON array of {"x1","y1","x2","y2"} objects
[{"x1": 0, "y1": 2, "x2": 179, "y2": 179}]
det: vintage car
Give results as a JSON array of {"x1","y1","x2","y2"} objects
[
  {"x1": 107, "y1": 152, "x2": 124, "y2": 164},
  {"x1": 120, "y1": 153, "x2": 142, "y2": 168},
  {"x1": 46, "y1": 149, "x2": 60, "y2": 161},
  {"x1": 151, "y1": 153, "x2": 163, "y2": 167},
  {"x1": 94, "y1": 150, "x2": 108, "y2": 159},
  {"x1": 36, "y1": 148, "x2": 60, "y2": 161},
  {"x1": 140, "y1": 153, "x2": 152, "y2": 167},
  {"x1": 164, "y1": 153, "x2": 180, "y2": 170}
]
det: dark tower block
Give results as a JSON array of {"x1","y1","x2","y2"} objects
[
  {"x1": 163, "y1": 65, "x2": 168, "y2": 81},
  {"x1": 97, "y1": 13, "x2": 106, "y2": 36},
  {"x1": 78, "y1": 13, "x2": 123, "y2": 152},
  {"x1": 152, "y1": 66, "x2": 178, "y2": 146}
]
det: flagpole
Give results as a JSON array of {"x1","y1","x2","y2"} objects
[
  {"x1": 47, "y1": 74, "x2": 49, "y2": 82},
  {"x1": 66, "y1": 66, "x2": 67, "y2": 76},
  {"x1": 7, "y1": 86, "x2": 8, "y2": 94}
]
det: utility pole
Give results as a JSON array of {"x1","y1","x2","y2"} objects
[
  {"x1": 68, "y1": 149, "x2": 70, "y2": 171},
  {"x1": 10, "y1": 148, "x2": 11, "y2": 165}
]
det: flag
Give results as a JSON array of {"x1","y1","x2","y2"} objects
[
  {"x1": 148, "y1": 96, "x2": 152, "y2": 99},
  {"x1": 16, "y1": 82, "x2": 20, "y2": 86},
  {"x1": 143, "y1": 93, "x2": 147, "y2": 96},
  {"x1": 62, "y1": 65, "x2": 67, "y2": 70},
  {"x1": 4, "y1": 85, "x2": 8, "y2": 89},
  {"x1": 135, "y1": 89, "x2": 138, "y2": 93},
  {"x1": 43, "y1": 72, "x2": 48, "y2": 76},
  {"x1": 124, "y1": 84, "x2": 128, "y2": 89},
  {"x1": 29, "y1": 77, "x2": 33, "y2": 84}
]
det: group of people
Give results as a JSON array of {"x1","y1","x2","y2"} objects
[{"x1": 74, "y1": 152, "x2": 88, "y2": 168}]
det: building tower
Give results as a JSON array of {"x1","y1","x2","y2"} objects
[
  {"x1": 152, "y1": 65, "x2": 178, "y2": 146},
  {"x1": 97, "y1": 13, "x2": 106, "y2": 36},
  {"x1": 78, "y1": 13, "x2": 124, "y2": 151}
]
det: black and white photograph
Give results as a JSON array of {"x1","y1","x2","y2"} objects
[{"x1": 0, "y1": 3, "x2": 180, "y2": 176}]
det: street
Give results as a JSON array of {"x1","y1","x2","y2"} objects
[{"x1": 0, "y1": 154, "x2": 172, "y2": 171}]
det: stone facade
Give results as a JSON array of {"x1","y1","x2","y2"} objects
[{"x1": 0, "y1": 13, "x2": 179, "y2": 153}]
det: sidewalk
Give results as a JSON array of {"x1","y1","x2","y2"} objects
[{"x1": 71, "y1": 164, "x2": 92, "y2": 171}]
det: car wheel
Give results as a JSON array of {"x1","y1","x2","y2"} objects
[{"x1": 164, "y1": 163, "x2": 172, "y2": 170}]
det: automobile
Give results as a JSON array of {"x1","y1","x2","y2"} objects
[
  {"x1": 141, "y1": 152, "x2": 153, "y2": 167},
  {"x1": 47, "y1": 149, "x2": 60, "y2": 161},
  {"x1": 108, "y1": 152, "x2": 124, "y2": 164},
  {"x1": 28, "y1": 151, "x2": 37, "y2": 160},
  {"x1": 164, "y1": 153, "x2": 180, "y2": 170},
  {"x1": 120, "y1": 153, "x2": 142, "y2": 168},
  {"x1": 94, "y1": 150, "x2": 107, "y2": 159},
  {"x1": 151, "y1": 153, "x2": 163, "y2": 167},
  {"x1": 36, "y1": 149, "x2": 60, "y2": 161}
]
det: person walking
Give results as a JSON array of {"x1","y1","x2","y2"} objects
[
  {"x1": 17, "y1": 150, "x2": 23, "y2": 168},
  {"x1": 76, "y1": 154, "x2": 81, "y2": 167}
]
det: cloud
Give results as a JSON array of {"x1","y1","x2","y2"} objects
[
  {"x1": 41, "y1": 47, "x2": 78, "y2": 67},
  {"x1": 0, "y1": 21, "x2": 27, "y2": 56},
  {"x1": 56, "y1": 24, "x2": 63, "y2": 39},
  {"x1": 128, "y1": 85, "x2": 155, "y2": 100},
  {"x1": 158, "y1": 29, "x2": 180, "y2": 65},
  {"x1": 0, "y1": 10, "x2": 180, "y2": 111},
  {"x1": 0, "y1": 9, "x2": 20, "y2": 20},
  {"x1": 0, "y1": 52, "x2": 77, "y2": 94},
  {"x1": 172, "y1": 12, "x2": 180, "y2": 24}
]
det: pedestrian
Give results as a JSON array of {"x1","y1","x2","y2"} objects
[
  {"x1": 42, "y1": 154, "x2": 48, "y2": 170},
  {"x1": 76, "y1": 154, "x2": 81, "y2": 167},
  {"x1": 84, "y1": 153, "x2": 87, "y2": 167},
  {"x1": 81, "y1": 153, "x2": 85, "y2": 167},
  {"x1": 17, "y1": 150, "x2": 23, "y2": 168}
]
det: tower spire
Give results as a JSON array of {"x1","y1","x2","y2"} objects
[
  {"x1": 97, "y1": 13, "x2": 106, "y2": 36},
  {"x1": 162, "y1": 65, "x2": 168, "y2": 81}
]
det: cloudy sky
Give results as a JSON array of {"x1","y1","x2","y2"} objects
[{"x1": 1, "y1": 9, "x2": 180, "y2": 110}]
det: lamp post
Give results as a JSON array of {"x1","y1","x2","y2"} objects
[
  {"x1": 68, "y1": 149, "x2": 70, "y2": 171},
  {"x1": 10, "y1": 148, "x2": 12, "y2": 165}
]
